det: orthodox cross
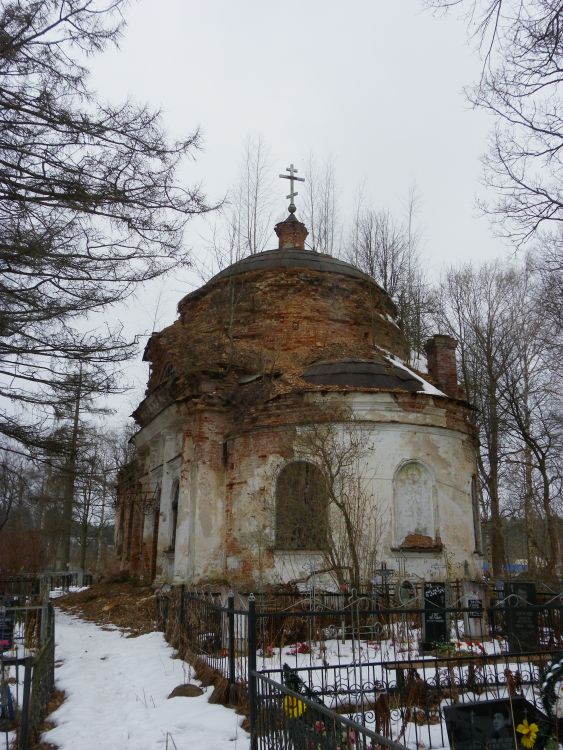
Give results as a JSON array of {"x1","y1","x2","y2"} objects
[{"x1": 279, "y1": 163, "x2": 305, "y2": 214}]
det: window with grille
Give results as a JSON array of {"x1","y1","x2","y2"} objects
[{"x1": 275, "y1": 462, "x2": 328, "y2": 550}]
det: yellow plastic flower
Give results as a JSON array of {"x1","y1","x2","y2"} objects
[
  {"x1": 283, "y1": 695, "x2": 306, "y2": 718},
  {"x1": 516, "y1": 719, "x2": 539, "y2": 748}
]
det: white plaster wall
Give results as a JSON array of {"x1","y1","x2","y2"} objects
[
  {"x1": 146, "y1": 391, "x2": 482, "y2": 587},
  {"x1": 225, "y1": 392, "x2": 482, "y2": 587},
  {"x1": 185, "y1": 408, "x2": 228, "y2": 583},
  {"x1": 132, "y1": 405, "x2": 183, "y2": 583}
]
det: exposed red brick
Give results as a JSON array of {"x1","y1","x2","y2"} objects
[{"x1": 424, "y1": 335, "x2": 464, "y2": 399}]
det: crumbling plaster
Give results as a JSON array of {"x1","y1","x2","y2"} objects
[{"x1": 116, "y1": 236, "x2": 483, "y2": 589}]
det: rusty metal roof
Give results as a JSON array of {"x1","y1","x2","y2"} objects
[
  {"x1": 302, "y1": 358, "x2": 421, "y2": 392},
  {"x1": 210, "y1": 248, "x2": 378, "y2": 285}
]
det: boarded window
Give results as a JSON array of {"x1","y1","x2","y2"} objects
[
  {"x1": 395, "y1": 462, "x2": 435, "y2": 547},
  {"x1": 275, "y1": 462, "x2": 328, "y2": 550}
]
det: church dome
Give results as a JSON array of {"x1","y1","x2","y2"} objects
[
  {"x1": 211, "y1": 248, "x2": 376, "y2": 286},
  {"x1": 146, "y1": 209, "x2": 410, "y2": 395}
]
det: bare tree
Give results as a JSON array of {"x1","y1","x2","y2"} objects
[
  {"x1": 427, "y1": 0, "x2": 563, "y2": 244},
  {"x1": 346, "y1": 189, "x2": 432, "y2": 362},
  {"x1": 200, "y1": 135, "x2": 275, "y2": 279},
  {"x1": 74, "y1": 430, "x2": 117, "y2": 572},
  {"x1": 434, "y1": 257, "x2": 562, "y2": 576},
  {"x1": 498, "y1": 264, "x2": 562, "y2": 573},
  {"x1": 0, "y1": 0, "x2": 214, "y2": 455},
  {"x1": 530, "y1": 235, "x2": 563, "y2": 362},
  {"x1": 295, "y1": 420, "x2": 384, "y2": 591},
  {"x1": 303, "y1": 155, "x2": 339, "y2": 255},
  {"x1": 0, "y1": 458, "x2": 28, "y2": 534},
  {"x1": 433, "y1": 261, "x2": 518, "y2": 575}
]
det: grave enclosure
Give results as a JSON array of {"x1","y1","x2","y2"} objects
[
  {"x1": 0, "y1": 581, "x2": 56, "y2": 750},
  {"x1": 156, "y1": 580, "x2": 562, "y2": 750}
]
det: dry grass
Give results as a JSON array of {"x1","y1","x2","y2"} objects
[
  {"x1": 55, "y1": 580, "x2": 157, "y2": 636},
  {"x1": 30, "y1": 689, "x2": 66, "y2": 749}
]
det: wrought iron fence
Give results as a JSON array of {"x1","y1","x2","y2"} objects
[
  {"x1": 0, "y1": 571, "x2": 93, "y2": 602},
  {"x1": 42, "y1": 570, "x2": 93, "y2": 592},
  {"x1": 1, "y1": 602, "x2": 55, "y2": 750},
  {"x1": 251, "y1": 671, "x2": 408, "y2": 750},
  {"x1": 0, "y1": 576, "x2": 41, "y2": 599},
  {"x1": 156, "y1": 584, "x2": 563, "y2": 748}
]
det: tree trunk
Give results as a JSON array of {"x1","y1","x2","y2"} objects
[
  {"x1": 488, "y1": 382, "x2": 506, "y2": 576},
  {"x1": 61, "y1": 368, "x2": 82, "y2": 568},
  {"x1": 96, "y1": 478, "x2": 107, "y2": 572}
]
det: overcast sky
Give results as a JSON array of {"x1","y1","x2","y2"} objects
[{"x1": 86, "y1": 0, "x2": 513, "y2": 424}]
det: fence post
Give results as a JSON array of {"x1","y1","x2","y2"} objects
[
  {"x1": 248, "y1": 593, "x2": 258, "y2": 750},
  {"x1": 227, "y1": 591, "x2": 235, "y2": 691},
  {"x1": 39, "y1": 601, "x2": 49, "y2": 646},
  {"x1": 19, "y1": 656, "x2": 33, "y2": 750}
]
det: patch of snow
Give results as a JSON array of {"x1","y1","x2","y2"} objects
[
  {"x1": 409, "y1": 351, "x2": 428, "y2": 374},
  {"x1": 43, "y1": 611, "x2": 249, "y2": 750},
  {"x1": 50, "y1": 586, "x2": 89, "y2": 599},
  {"x1": 381, "y1": 312, "x2": 400, "y2": 329},
  {"x1": 386, "y1": 354, "x2": 446, "y2": 397}
]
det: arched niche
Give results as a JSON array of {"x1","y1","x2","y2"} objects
[{"x1": 394, "y1": 461, "x2": 437, "y2": 548}]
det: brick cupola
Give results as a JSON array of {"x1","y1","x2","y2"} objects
[{"x1": 274, "y1": 213, "x2": 308, "y2": 250}]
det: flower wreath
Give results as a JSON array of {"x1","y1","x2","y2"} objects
[{"x1": 540, "y1": 651, "x2": 563, "y2": 723}]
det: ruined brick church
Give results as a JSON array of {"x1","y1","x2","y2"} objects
[{"x1": 115, "y1": 169, "x2": 483, "y2": 589}]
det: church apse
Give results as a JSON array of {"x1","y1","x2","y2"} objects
[{"x1": 115, "y1": 163, "x2": 482, "y2": 589}]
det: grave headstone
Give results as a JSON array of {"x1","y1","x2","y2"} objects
[
  {"x1": 463, "y1": 580, "x2": 488, "y2": 640},
  {"x1": 444, "y1": 696, "x2": 551, "y2": 750},
  {"x1": 422, "y1": 581, "x2": 448, "y2": 651},
  {"x1": 504, "y1": 581, "x2": 538, "y2": 653}
]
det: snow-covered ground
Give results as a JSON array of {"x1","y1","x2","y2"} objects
[{"x1": 42, "y1": 610, "x2": 249, "y2": 749}]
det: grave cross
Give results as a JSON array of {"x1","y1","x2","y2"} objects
[{"x1": 279, "y1": 163, "x2": 305, "y2": 214}]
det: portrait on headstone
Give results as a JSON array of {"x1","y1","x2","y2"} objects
[{"x1": 444, "y1": 696, "x2": 551, "y2": 750}]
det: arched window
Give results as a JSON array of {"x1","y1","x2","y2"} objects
[
  {"x1": 394, "y1": 461, "x2": 436, "y2": 548},
  {"x1": 275, "y1": 461, "x2": 328, "y2": 550},
  {"x1": 170, "y1": 481, "x2": 179, "y2": 551}
]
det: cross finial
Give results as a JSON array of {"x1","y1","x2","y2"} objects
[{"x1": 279, "y1": 163, "x2": 305, "y2": 214}]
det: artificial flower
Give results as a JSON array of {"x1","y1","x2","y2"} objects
[
  {"x1": 282, "y1": 695, "x2": 306, "y2": 718},
  {"x1": 516, "y1": 719, "x2": 539, "y2": 748}
]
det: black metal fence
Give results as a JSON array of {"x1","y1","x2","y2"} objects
[
  {"x1": 252, "y1": 671, "x2": 408, "y2": 750},
  {"x1": 0, "y1": 576, "x2": 41, "y2": 599},
  {"x1": 1, "y1": 602, "x2": 55, "y2": 750},
  {"x1": 156, "y1": 584, "x2": 563, "y2": 748},
  {"x1": 42, "y1": 570, "x2": 93, "y2": 592},
  {"x1": 0, "y1": 571, "x2": 93, "y2": 602}
]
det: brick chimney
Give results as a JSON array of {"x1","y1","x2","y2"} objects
[
  {"x1": 274, "y1": 213, "x2": 308, "y2": 250},
  {"x1": 424, "y1": 335, "x2": 462, "y2": 398}
]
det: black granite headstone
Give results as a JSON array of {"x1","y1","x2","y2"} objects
[
  {"x1": 422, "y1": 581, "x2": 448, "y2": 650},
  {"x1": 504, "y1": 581, "x2": 538, "y2": 653},
  {"x1": 444, "y1": 696, "x2": 551, "y2": 750}
]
